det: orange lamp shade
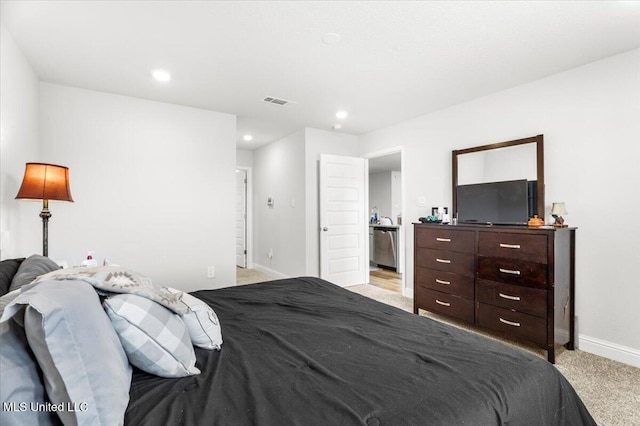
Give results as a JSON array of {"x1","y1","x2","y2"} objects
[{"x1": 15, "y1": 163, "x2": 74, "y2": 202}]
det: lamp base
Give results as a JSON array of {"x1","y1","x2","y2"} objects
[
  {"x1": 552, "y1": 214, "x2": 567, "y2": 228},
  {"x1": 40, "y1": 200, "x2": 51, "y2": 257}
]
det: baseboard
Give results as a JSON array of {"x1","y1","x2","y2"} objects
[
  {"x1": 404, "y1": 287, "x2": 414, "y2": 299},
  {"x1": 578, "y1": 334, "x2": 640, "y2": 368},
  {"x1": 252, "y1": 263, "x2": 289, "y2": 280}
]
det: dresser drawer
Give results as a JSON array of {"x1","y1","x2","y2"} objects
[
  {"x1": 415, "y1": 267, "x2": 474, "y2": 299},
  {"x1": 476, "y1": 304, "x2": 547, "y2": 346},
  {"x1": 478, "y1": 232, "x2": 547, "y2": 263},
  {"x1": 415, "y1": 227, "x2": 475, "y2": 253},
  {"x1": 415, "y1": 287, "x2": 474, "y2": 323},
  {"x1": 477, "y1": 256, "x2": 547, "y2": 289},
  {"x1": 476, "y1": 279, "x2": 547, "y2": 317},
  {"x1": 416, "y1": 248, "x2": 474, "y2": 277}
]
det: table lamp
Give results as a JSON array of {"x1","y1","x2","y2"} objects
[{"x1": 550, "y1": 202, "x2": 567, "y2": 227}]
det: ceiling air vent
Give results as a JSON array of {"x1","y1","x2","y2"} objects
[{"x1": 263, "y1": 96, "x2": 297, "y2": 107}]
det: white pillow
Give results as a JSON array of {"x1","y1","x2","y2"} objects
[
  {"x1": 168, "y1": 287, "x2": 223, "y2": 350},
  {"x1": 103, "y1": 294, "x2": 200, "y2": 378}
]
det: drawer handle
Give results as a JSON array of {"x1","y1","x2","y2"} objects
[
  {"x1": 435, "y1": 299, "x2": 451, "y2": 307},
  {"x1": 499, "y1": 243, "x2": 521, "y2": 249},
  {"x1": 499, "y1": 292, "x2": 521, "y2": 301},
  {"x1": 436, "y1": 258, "x2": 451, "y2": 264},
  {"x1": 499, "y1": 318, "x2": 521, "y2": 327},
  {"x1": 436, "y1": 238, "x2": 451, "y2": 242},
  {"x1": 499, "y1": 268, "x2": 521, "y2": 275},
  {"x1": 435, "y1": 279, "x2": 451, "y2": 286}
]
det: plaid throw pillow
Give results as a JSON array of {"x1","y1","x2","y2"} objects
[{"x1": 103, "y1": 294, "x2": 200, "y2": 378}]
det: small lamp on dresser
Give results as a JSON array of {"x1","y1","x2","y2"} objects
[{"x1": 550, "y1": 202, "x2": 568, "y2": 227}]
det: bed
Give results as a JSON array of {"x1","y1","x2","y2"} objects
[{"x1": 1, "y1": 256, "x2": 595, "y2": 425}]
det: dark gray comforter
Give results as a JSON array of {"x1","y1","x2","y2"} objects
[{"x1": 126, "y1": 277, "x2": 595, "y2": 425}]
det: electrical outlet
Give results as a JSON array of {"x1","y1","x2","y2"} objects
[
  {"x1": 268, "y1": 248, "x2": 273, "y2": 259},
  {"x1": 207, "y1": 266, "x2": 215, "y2": 278}
]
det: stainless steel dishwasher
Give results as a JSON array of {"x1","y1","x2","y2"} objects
[{"x1": 372, "y1": 227, "x2": 397, "y2": 270}]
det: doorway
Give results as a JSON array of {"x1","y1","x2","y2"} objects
[{"x1": 366, "y1": 149, "x2": 404, "y2": 294}]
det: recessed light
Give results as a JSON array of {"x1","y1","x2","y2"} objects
[
  {"x1": 151, "y1": 69, "x2": 171, "y2": 82},
  {"x1": 322, "y1": 33, "x2": 342, "y2": 45},
  {"x1": 332, "y1": 124, "x2": 343, "y2": 130},
  {"x1": 336, "y1": 110, "x2": 348, "y2": 120},
  {"x1": 243, "y1": 134, "x2": 253, "y2": 142}
]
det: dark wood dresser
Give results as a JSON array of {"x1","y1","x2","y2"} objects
[{"x1": 413, "y1": 223, "x2": 576, "y2": 363}]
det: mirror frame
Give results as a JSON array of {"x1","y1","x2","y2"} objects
[{"x1": 452, "y1": 134, "x2": 544, "y2": 220}]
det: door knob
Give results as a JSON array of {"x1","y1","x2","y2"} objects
[{"x1": 322, "y1": 227, "x2": 328, "y2": 231}]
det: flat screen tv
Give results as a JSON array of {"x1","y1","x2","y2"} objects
[{"x1": 457, "y1": 179, "x2": 535, "y2": 225}]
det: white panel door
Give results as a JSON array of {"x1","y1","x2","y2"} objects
[
  {"x1": 235, "y1": 169, "x2": 247, "y2": 267},
  {"x1": 319, "y1": 154, "x2": 368, "y2": 287}
]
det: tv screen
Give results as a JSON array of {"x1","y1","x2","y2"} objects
[{"x1": 457, "y1": 179, "x2": 530, "y2": 225}]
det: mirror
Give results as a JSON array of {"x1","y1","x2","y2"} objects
[{"x1": 452, "y1": 134, "x2": 544, "y2": 220}]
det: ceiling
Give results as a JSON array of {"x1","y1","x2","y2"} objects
[{"x1": 2, "y1": 1, "x2": 639, "y2": 150}]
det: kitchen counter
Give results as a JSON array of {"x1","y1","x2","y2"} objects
[{"x1": 369, "y1": 224, "x2": 401, "y2": 229}]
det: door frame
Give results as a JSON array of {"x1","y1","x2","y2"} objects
[
  {"x1": 236, "y1": 166, "x2": 253, "y2": 269},
  {"x1": 362, "y1": 146, "x2": 406, "y2": 296}
]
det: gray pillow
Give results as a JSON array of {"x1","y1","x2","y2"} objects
[
  {"x1": 103, "y1": 294, "x2": 200, "y2": 378},
  {"x1": 8, "y1": 255, "x2": 60, "y2": 292},
  {"x1": 0, "y1": 258, "x2": 24, "y2": 296},
  {"x1": 0, "y1": 320, "x2": 59, "y2": 426},
  {"x1": 2, "y1": 280, "x2": 132, "y2": 425}
]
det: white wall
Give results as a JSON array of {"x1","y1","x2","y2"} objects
[
  {"x1": 359, "y1": 48, "x2": 640, "y2": 365},
  {"x1": 253, "y1": 130, "x2": 306, "y2": 276},
  {"x1": 0, "y1": 24, "x2": 41, "y2": 259},
  {"x1": 391, "y1": 171, "x2": 401, "y2": 223},
  {"x1": 369, "y1": 171, "x2": 393, "y2": 220},
  {"x1": 38, "y1": 83, "x2": 237, "y2": 291},
  {"x1": 236, "y1": 149, "x2": 253, "y2": 168},
  {"x1": 304, "y1": 128, "x2": 358, "y2": 276}
]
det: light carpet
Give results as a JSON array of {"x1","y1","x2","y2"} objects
[
  {"x1": 237, "y1": 269, "x2": 640, "y2": 425},
  {"x1": 236, "y1": 267, "x2": 276, "y2": 285}
]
